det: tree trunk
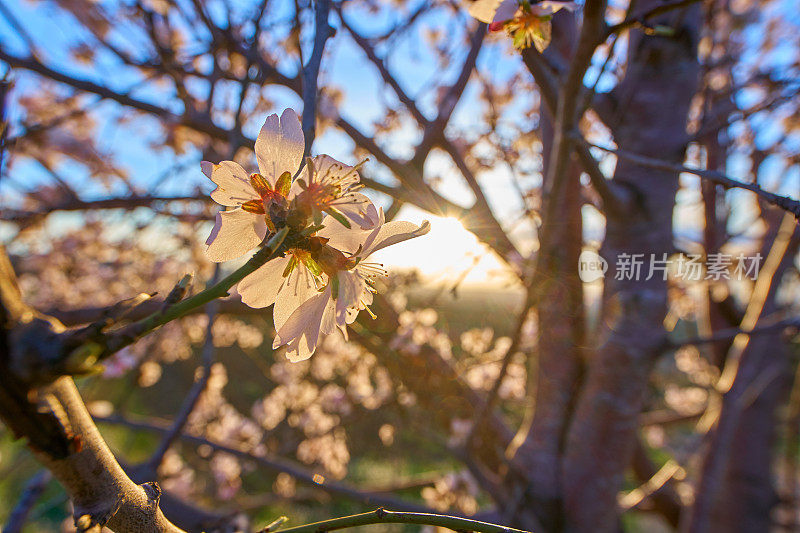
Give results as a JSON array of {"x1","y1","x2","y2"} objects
[{"x1": 561, "y1": 4, "x2": 701, "y2": 531}]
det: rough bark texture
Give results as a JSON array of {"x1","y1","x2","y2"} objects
[
  {"x1": 561, "y1": 4, "x2": 701, "y2": 531},
  {"x1": 33, "y1": 378, "x2": 184, "y2": 533}
]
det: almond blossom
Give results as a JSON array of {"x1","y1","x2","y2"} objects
[
  {"x1": 202, "y1": 108, "x2": 429, "y2": 362},
  {"x1": 273, "y1": 211, "x2": 430, "y2": 362},
  {"x1": 203, "y1": 109, "x2": 374, "y2": 263}
]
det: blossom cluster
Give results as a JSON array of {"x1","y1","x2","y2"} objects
[{"x1": 203, "y1": 109, "x2": 429, "y2": 361}]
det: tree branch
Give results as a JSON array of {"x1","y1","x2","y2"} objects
[
  {"x1": 0, "y1": 46, "x2": 231, "y2": 140},
  {"x1": 301, "y1": 0, "x2": 334, "y2": 158},
  {"x1": 95, "y1": 414, "x2": 436, "y2": 514},
  {"x1": 606, "y1": 0, "x2": 704, "y2": 37},
  {"x1": 268, "y1": 508, "x2": 531, "y2": 533},
  {"x1": 1, "y1": 194, "x2": 210, "y2": 225},
  {"x1": 573, "y1": 133, "x2": 800, "y2": 219},
  {"x1": 85, "y1": 228, "x2": 289, "y2": 361},
  {"x1": 413, "y1": 22, "x2": 486, "y2": 166},
  {"x1": 145, "y1": 268, "x2": 220, "y2": 473},
  {"x1": 1, "y1": 246, "x2": 184, "y2": 532},
  {"x1": 337, "y1": 8, "x2": 428, "y2": 125}
]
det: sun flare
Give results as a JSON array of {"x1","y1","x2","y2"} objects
[{"x1": 369, "y1": 208, "x2": 513, "y2": 286}]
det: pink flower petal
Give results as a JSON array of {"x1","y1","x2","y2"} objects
[
  {"x1": 238, "y1": 256, "x2": 291, "y2": 309},
  {"x1": 203, "y1": 161, "x2": 259, "y2": 207},
  {"x1": 255, "y1": 109, "x2": 304, "y2": 186},
  {"x1": 205, "y1": 208, "x2": 267, "y2": 262},
  {"x1": 273, "y1": 265, "x2": 321, "y2": 333},
  {"x1": 361, "y1": 219, "x2": 431, "y2": 257},
  {"x1": 274, "y1": 285, "x2": 336, "y2": 361}
]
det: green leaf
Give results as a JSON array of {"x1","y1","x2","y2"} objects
[
  {"x1": 301, "y1": 224, "x2": 325, "y2": 236},
  {"x1": 330, "y1": 275, "x2": 339, "y2": 300},
  {"x1": 324, "y1": 207, "x2": 352, "y2": 229}
]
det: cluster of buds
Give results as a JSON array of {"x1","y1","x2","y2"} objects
[
  {"x1": 203, "y1": 109, "x2": 429, "y2": 361},
  {"x1": 468, "y1": 0, "x2": 578, "y2": 51}
]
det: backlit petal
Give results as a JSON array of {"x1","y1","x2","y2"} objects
[
  {"x1": 273, "y1": 265, "x2": 321, "y2": 333},
  {"x1": 205, "y1": 208, "x2": 267, "y2": 262},
  {"x1": 308, "y1": 154, "x2": 359, "y2": 188},
  {"x1": 238, "y1": 256, "x2": 290, "y2": 309},
  {"x1": 361, "y1": 219, "x2": 431, "y2": 257},
  {"x1": 274, "y1": 285, "x2": 335, "y2": 361},
  {"x1": 204, "y1": 161, "x2": 259, "y2": 206},
  {"x1": 255, "y1": 109, "x2": 304, "y2": 185},
  {"x1": 335, "y1": 271, "x2": 364, "y2": 324},
  {"x1": 334, "y1": 193, "x2": 379, "y2": 229},
  {"x1": 317, "y1": 221, "x2": 371, "y2": 256}
]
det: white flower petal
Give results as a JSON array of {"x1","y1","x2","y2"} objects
[
  {"x1": 335, "y1": 193, "x2": 379, "y2": 230},
  {"x1": 274, "y1": 285, "x2": 336, "y2": 361},
  {"x1": 238, "y1": 256, "x2": 290, "y2": 309},
  {"x1": 317, "y1": 219, "x2": 371, "y2": 255},
  {"x1": 273, "y1": 265, "x2": 321, "y2": 333},
  {"x1": 309, "y1": 155, "x2": 359, "y2": 188},
  {"x1": 205, "y1": 208, "x2": 267, "y2": 262},
  {"x1": 361, "y1": 219, "x2": 431, "y2": 257},
  {"x1": 255, "y1": 109, "x2": 304, "y2": 185},
  {"x1": 532, "y1": 1, "x2": 578, "y2": 16},
  {"x1": 345, "y1": 306, "x2": 360, "y2": 324},
  {"x1": 284, "y1": 337, "x2": 315, "y2": 362},
  {"x1": 335, "y1": 271, "x2": 364, "y2": 324},
  {"x1": 468, "y1": 0, "x2": 516, "y2": 23},
  {"x1": 203, "y1": 161, "x2": 258, "y2": 206}
]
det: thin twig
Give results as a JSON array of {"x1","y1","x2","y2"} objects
[
  {"x1": 0, "y1": 76, "x2": 9, "y2": 181},
  {"x1": 336, "y1": 6, "x2": 427, "y2": 125},
  {"x1": 95, "y1": 414, "x2": 436, "y2": 513},
  {"x1": 573, "y1": 133, "x2": 800, "y2": 219},
  {"x1": 1, "y1": 194, "x2": 210, "y2": 224},
  {"x1": 668, "y1": 316, "x2": 799, "y2": 349},
  {"x1": 69, "y1": 228, "x2": 289, "y2": 368},
  {"x1": 301, "y1": 0, "x2": 333, "y2": 158},
  {"x1": 269, "y1": 508, "x2": 531, "y2": 533},
  {"x1": 465, "y1": 289, "x2": 533, "y2": 450},
  {"x1": 606, "y1": 0, "x2": 704, "y2": 37}
]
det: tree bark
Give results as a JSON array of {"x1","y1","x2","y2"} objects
[
  {"x1": 511, "y1": 109, "x2": 584, "y2": 532},
  {"x1": 561, "y1": 4, "x2": 701, "y2": 531}
]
